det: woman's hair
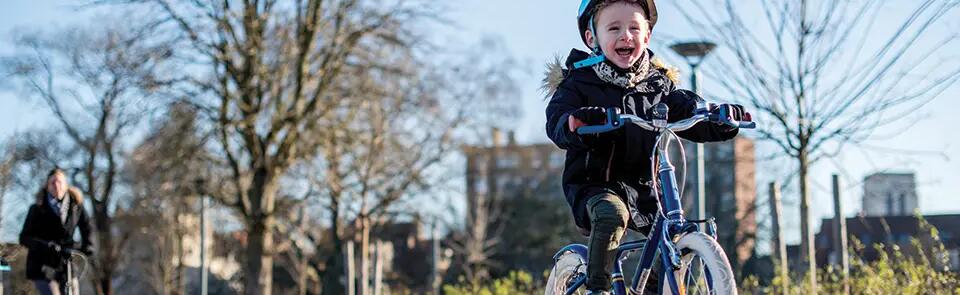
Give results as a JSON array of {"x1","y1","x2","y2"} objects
[{"x1": 35, "y1": 168, "x2": 83, "y2": 205}]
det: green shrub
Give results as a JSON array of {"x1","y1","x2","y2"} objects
[
  {"x1": 742, "y1": 216, "x2": 960, "y2": 294},
  {"x1": 442, "y1": 271, "x2": 544, "y2": 295}
]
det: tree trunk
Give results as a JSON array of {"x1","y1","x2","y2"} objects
[
  {"x1": 798, "y1": 148, "x2": 817, "y2": 293},
  {"x1": 243, "y1": 168, "x2": 278, "y2": 295},
  {"x1": 769, "y1": 182, "x2": 789, "y2": 295},
  {"x1": 93, "y1": 200, "x2": 114, "y2": 295},
  {"x1": 321, "y1": 197, "x2": 344, "y2": 295},
  {"x1": 176, "y1": 220, "x2": 185, "y2": 295},
  {"x1": 245, "y1": 215, "x2": 275, "y2": 295},
  {"x1": 359, "y1": 217, "x2": 371, "y2": 295},
  {"x1": 297, "y1": 207, "x2": 309, "y2": 295}
]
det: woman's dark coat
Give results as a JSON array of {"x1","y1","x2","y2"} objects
[{"x1": 19, "y1": 188, "x2": 93, "y2": 281}]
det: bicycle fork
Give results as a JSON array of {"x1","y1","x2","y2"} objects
[{"x1": 624, "y1": 218, "x2": 686, "y2": 295}]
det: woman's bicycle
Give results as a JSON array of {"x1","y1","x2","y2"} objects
[
  {"x1": 545, "y1": 103, "x2": 755, "y2": 295},
  {"x1": 35, "y1": 239, "x2": 90, "y2": 295}
]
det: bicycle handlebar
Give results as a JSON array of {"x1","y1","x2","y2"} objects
[
  {"x1": 29, "y1": 238, "x2": 90, "y2": 257},
  {"x1": 576, "y1": 104, "x2": 756, "y2": 135}
]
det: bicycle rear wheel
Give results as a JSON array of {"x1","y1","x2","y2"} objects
[
  {"x1": 544, "y1": 252, "x2": 587, "y2": 295},
  {"x1": 662, "y1": 232, "x2": 737, "y2": 295}
]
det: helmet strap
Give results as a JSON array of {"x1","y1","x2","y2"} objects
[
  {"x1": 574, "y1": 15, "x2": 606, "y2": 69},
  {"x1": 573, "y1": 53, "x2": 605, "y2": 69}
]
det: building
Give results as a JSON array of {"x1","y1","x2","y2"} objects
[
  {"x1": 676, "y1": 137, "x2": 757, "y2": 272},
  {"x1": 463, "y1": 129, "x2": 565, "y2": 207},
  {"x1": 786, "y1": 171, "x2": 960, "y2": 273},
  {"x1": 812, "y1": 214, "x2": 960, "y2": 271},
  {"x1": 861, "y1": 172, "x2": 918, "y2": 216}
]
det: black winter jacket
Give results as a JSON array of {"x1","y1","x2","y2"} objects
[
  {"x1": 544, "y1": 49, "x2": 738, "y2": 233},
  {"x1": 19, "y1": 188, "x2": 93, "y2": 281}
]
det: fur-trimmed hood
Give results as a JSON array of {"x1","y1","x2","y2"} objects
[
  {"x1": 35, "y1": 187, "x2": 84, "y2": 205},
  {"x1": 541, "y1": 49, "x2": 680, "y2": 98}
]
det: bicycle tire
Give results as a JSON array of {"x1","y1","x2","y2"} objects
[
  {"x1": 544, "y1": 251, "x2": 587, "y2": 295},
  {"x1": 662, "y1": 232, "x2": 737, "y2": 295}
]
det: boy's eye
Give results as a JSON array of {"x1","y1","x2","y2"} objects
[{"x1": 608, "y1": 26, "x2": 620, "y2": 31}]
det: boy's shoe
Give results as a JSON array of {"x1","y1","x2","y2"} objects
[{"x1": 585, "y1": 290, "x2": 610, "y2": 295}]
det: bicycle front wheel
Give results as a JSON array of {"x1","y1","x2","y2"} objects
[
  {"x1": 662, "y1": 232, "x2": 738, "y2": 295},
  {"x1": 544, "y1": 251, "x2": 586, "y2": 295}
]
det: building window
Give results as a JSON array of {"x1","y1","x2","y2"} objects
[
  {"x1": 497, "y1": 175, "x2": 512, "y2": 192},
  {"x1": 900, "y1": 193, "x2": 907, "y2": 215},
  {"x1": 530, "y1": 154, "x2": 543, "y2": 169},
  {"x1": 861, "y1": 234, "x2": 873, "y2": 246},
  {"x1": 474, "y1": 175, "x2": 487, "y2": 195},
  {"x1": 497, "y1": 154, "x2": 519, "y2": 169},
  {"x1": 887, "y1": 193, "x2": 895, "y2": 215}
]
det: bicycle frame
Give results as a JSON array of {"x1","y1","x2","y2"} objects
[{"x1": 555, "y1": 105, "x2": 751, "y2": 295}]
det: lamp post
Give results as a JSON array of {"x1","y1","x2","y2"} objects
[
  {"x1": 669, "y1": 41, "x2": 717, "y2": 222},
  {"x1": 194, "y1": 178, "x2": 209, "y2": 295}
]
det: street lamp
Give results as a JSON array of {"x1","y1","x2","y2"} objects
[
  {"x1": 670, "y1": 41, "x2": 717, "y2": 222},
  {"x1": 193, "y1": 177, "x2": 209, "y2": 295}
]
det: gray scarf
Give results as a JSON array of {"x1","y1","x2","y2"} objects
[{"x1": 48, "y1": 192, "x2": 70, "y2": 223}]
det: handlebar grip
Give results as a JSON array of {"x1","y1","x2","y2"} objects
[
  {"x1": 575, "y1": 107, "x2": 623, "y2": 135},
  {"x1": 576, "y1": 124, "x2": 618, "y2": 135},
  {"x1": 738, "y1": 121, "x2": 756, "y2": 129}
]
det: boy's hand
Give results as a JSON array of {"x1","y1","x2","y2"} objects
[
  {"x1": 710, "y1": 104, "x2": 752, "y2": 129},
  {"x1": 567, "y1": 106, "x2": 607, "y2": 132}
]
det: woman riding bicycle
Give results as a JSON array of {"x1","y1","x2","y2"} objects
[{"x1": 19, "y1": 168, "x2": 93, "y2": 295}]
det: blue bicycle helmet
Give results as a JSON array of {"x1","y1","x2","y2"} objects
[{"x1": 575, "y1": 0, "x2": 658, "y2": 68}]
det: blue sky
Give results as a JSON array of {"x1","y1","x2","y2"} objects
[{"x1": 2, "y1": 0, "x2": 958, "y2": 245}]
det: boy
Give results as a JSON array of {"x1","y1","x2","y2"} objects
[{"x1": 543, "y1": 0, "x2": 749, "y2": 294}]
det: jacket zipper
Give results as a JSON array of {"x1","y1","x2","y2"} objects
[
  {"x1": 585, "y1": 151, "x2": 591, "y2": 181},
  {"x1": 622, "y1": 89, "x2": 642, "y2": 115},
  {"x1": 605, "y1": 143, "x2": 616, "y2": 182}
]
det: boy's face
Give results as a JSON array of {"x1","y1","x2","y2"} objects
[{"x1": 585, "y1": 2, "x2": 651, "y2": 69}]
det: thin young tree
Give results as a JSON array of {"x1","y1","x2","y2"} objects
[
  {"x1": 670, "y1": 0, "x2": 960, "y2": 291},
  {"x1": 2, "y1": 23, "x2": 177, "y2": 294},
  {"x1": 0, "y1": 143, "x2": 14, "y2": 229},
  {"x1": 124, "y1": 102, "x2": 210, "y2": 294}
]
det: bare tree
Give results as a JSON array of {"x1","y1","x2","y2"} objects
[
  {"x1": 448, "y1": 142, "x2": 508, "y2": 284},
  {"x1": 435, "y1": 41, "x2": 524, "y2": 285},
  {"x1": 1, "y1": 22, "x2": 177, "y2": 294},
  {"x1": 671, "y1": 0, "x2": 960, "y2": 291},
  {"x1": 213, "y1": 32, "x2": 514, "y2": 293},
  {"x1": 102, "y1": 1, "x2": 442, "y2": 293}
]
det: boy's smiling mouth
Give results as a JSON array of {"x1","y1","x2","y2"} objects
[{"x1": 615, "y1": 46, "x2": 635, "y2": 58}]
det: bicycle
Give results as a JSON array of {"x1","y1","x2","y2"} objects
[
  {"x1": 34, "y1": 239, "x2": 89, "y2": 295},
  {"x1": 544, "y1": 102, "x2": 755, "y2": 295}
]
